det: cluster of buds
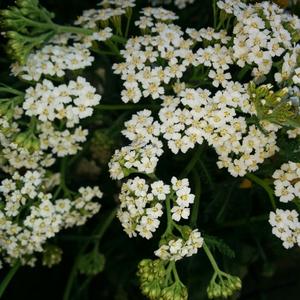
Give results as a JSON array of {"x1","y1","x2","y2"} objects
[
  {"x1": 207, "y1": 272, "x2": 242, "y2": 299},
  {"x1": 1, "y1": 0, "x2": 56, "y2": 64},
  {"x1": 90, "y1": 130, "x2": 115, "y2": 165},
  {"x1": 0, "y1": 88, "x2": 23, "y2": 120},
  {"x1": 42, "y1": 244, "x2": 63, "y2": 268},
  {"x1": 248, "y1": 82, "x2": 299, "y2": 128},
  {"x1": 137, "y1": 259, "x2": 167, "y2": 300},
  {"x1": 14, "y1": 129, "x2": 40, "y2": 153},
  {"x1": 78, "y1": 248, "x2": 106, "y2": 276},
  {"x1": 160, "y1": 282, "x2": 188, "y2": 300},
  {"x1": 137, "y1": 259, "x2": 188, "y2": 300}
]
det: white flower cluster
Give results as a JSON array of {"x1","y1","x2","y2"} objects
[
  {"x1": 150, "y1": 0, "x2": 195, "y2": 10},
  {"x1": 117, "y1": 176, "x2": 197, "y2": 240},
  {"x1": 56, "y1": 186, "x2": 102, "y2": 228},
  {"x1": 269, "y1": 209, "x2": 300, "y2": 249},
  {"x1": 117, "y1": 177, "x2": 167, "y2": 239},
  {"x1": 135, "y1": 7, "x2": 178, "y2": 30},
  {"x1": 287, "y1": 127, "x2": 300, "y2": 139},
  {"x1": 1, "y1": 18, "x2": 105, "y2": 267},
  {"x1": 24, "y1": 77, "x2": 101, "y2": 126},
  {"x1": 170, "y1": 177, "x2": 194, "y2": 221},
  {"x1": 11, "y1": 34, "x2": 94, "y2": 82},
  {"x1": 154, "y1": 229, "x2": 203, "y2": 261},
  {"x1": 174, "y1": 0, "x2": 195, "y2": 9},
  {"x1": 217, "y1": 0, "x2": 300, "y2": 83},
  {"x1": 111, "y1": 83, "x2": 280, "y2": 177},
  {"x1": 0, "y1": 117, "x2": 54, "y2": 174},
  {"x1": 186, "y1": 27, "x2": 230, "y2": 44},
  {"x1": 109, "y1": 110, "x2": 163, "y2": 179},
  {"x1": 0, "y1": 76, "x2": 101, "y2": 170},
  {"x1": 275, "y1": 46, "x2": 300, "y2": 85},
  {"x1": 0, "y1": 170, "x2": 102, "y2": 264},
  {"x1": 113, "y1": 3, "x2": 298, "y2": 176},
  {"x1": 75, "y1": 0, "x2": 135, "y2": 29},
  {"x1": 272, "y1": 161, "x2": 300, "y2": 203},
  {"x1": 113, "y1": 23, "x2": 194, "y2": 103},
  {"x1": 38, "y1": 122, "x2": 88, "y2": 157},
  {"x1": 109, "y1": 141, "x2": 163, "y2": 180}
]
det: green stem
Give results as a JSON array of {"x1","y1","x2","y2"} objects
[
  {"x1": 55, "y1": 24, "x2": 93, "y2": 36},
  {"x1": 216, "y1": 182, "x2": 235, "y2": 223},
  {"x1": 171, "y1": 262, "x2": 182, "y2": 284},
  {"x1": 180, "y1": 146, "x2": 202, "y2": 178},
  {"x1": 0, "y1": 86, "x2": 24, "y2": 96},
  {"x1": 203, "y1": 242, "x2": 221, "y2": 273},
  {"x1": 213, "y1": 0, "x2": 217, "y2": 28},
  {"x1": 125, "y1": 9, "x2": 132, "y2": 38},
  {"x1": 164, "y1": 262, "x2": 173, "y2": 286},
  {"x1": 165, "y1": 196, "x2": 173, "y2": 234},
  {"x1": 63, "y1": 259, "x2": 78, "y2": 300},
  {"x1": 237, "y1": 65, "x2": 252, "y2": 81},
  {"x1": 197, "y1": 159, "x2": 214, "y2": 190},
  {"x1": 106, "y1": 112, "x2": 130, "y2": 136},
  {"x1": 74, "y1": 276, "x2": 93, "y2": 300},
  {"x1": 190, "y1": 169, "x2": 201, "y2": 228},
  {"x1": 93, "y1": 207, "x2": 118, "y2": 241},
  {"x1": 111, "y1": 35, "x2": 127, "y2": 45},
  {"x1": 91, "y1": 48, "x2": 117, "y2": 56},
  {"x1": 246, "y1": 173, "x2": 276, "y2": 210},
  {"x1": 60, "y1": 157, "x2": 71, "y2": 196},
  {"x1": 21, "y1": 15, "x2": 93, "y2": 36},
  {"x1": 105, "y1": 40, "x2": 122, "y2": 58},
  {"x1": 0, "y1": 261, "x2": 21, "y2": 298},
  {"x1": 63, "y1": 208, "x2": 117, "y2": 300}
]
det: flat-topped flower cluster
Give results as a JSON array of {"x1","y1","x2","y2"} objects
[{"x1": 0, "y1": 0, "x2": 299, "y2": 299}]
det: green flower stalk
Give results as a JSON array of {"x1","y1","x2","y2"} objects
[{"x1": 203, "y1": 242, "x2": 242, "y2": 299}]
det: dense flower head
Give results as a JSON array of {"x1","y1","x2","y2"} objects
[
  {"x1": 0, "y1": 0, "x2": 299, "y2": 298},
  {"x1": 75, "y1": 0, "x2": 135, "y2": 30},
  {"x1": 0, "y1": 169, "x2": 102, "y2": 264},
  {"x1": 272, "y1": 161, "x2": 300, "y2": 203},
  {"x1": 117, "y1": 177, "x2": 166, "y2": 239},
  {"x1": 11, "y1": 34, "x2": 95, "y2": 82},
  {"x1": 269, "y1": 209, "x2": 300, "y2": 249},
  {"x1": 24, "y1": 77, "x2": 101, "y2": 126},
  {"x1": 154, "y1": 229, "x2": 203, "y2": 261}
]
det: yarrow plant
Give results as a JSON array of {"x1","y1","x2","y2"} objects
[{"x1": 0, "y1": 0, "x2": 299, "y2": 299}]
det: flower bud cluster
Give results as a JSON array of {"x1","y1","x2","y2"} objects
[
  {"x1": 137, "y1": 259, "x2": 188, "y2": 300},
  {"x1": 207, "y1": 272, "x2": 242, "y2": 299},
  {"x1": 78, "y1": 250, "x2": 105, "y2": 275},
  {"x1": 42, "y1": 244, "x2": 63, "y2": 267}
]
